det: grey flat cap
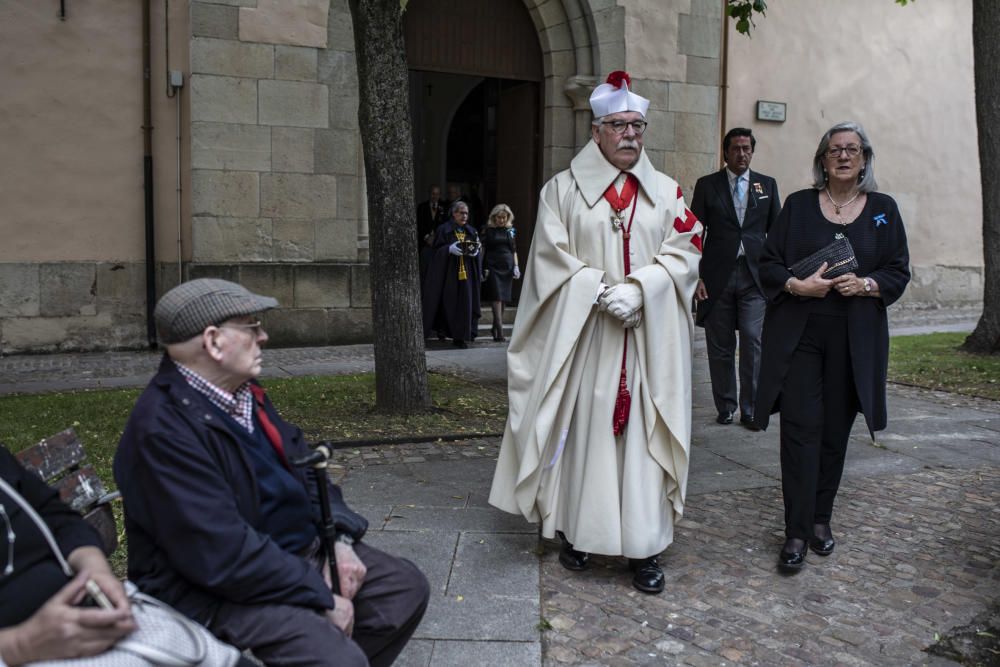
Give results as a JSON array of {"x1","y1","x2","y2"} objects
[{"x1": 154, "y1": 278, "x2": 278, "y2": 343}]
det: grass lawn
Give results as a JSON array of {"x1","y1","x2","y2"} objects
[
  {"x1": 0, "y1": 371, "x2": 507, "y2": 487},
  {"x1": 889, "y1": 332, "x2": 1000, "y2": 401},
  {"x1": 0, "y1": 371, "x2": 506, "y2": 575}
]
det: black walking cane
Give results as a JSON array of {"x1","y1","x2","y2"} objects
[{"x1": 289, "y1": 442, "x2": 339, "y2": 593}]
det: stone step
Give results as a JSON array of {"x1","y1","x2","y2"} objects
[{"x1": 478, "y1": 307, "x2": 517, "y2": 325}]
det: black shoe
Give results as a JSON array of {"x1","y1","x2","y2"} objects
[
  {"x1": 557, "y1": 532, "x2": 589, "y2": 571},
  {"x1": 740, "y1": 415, "x2": 760, "y2": 431},
  {"x1": 716, "y1": 411, "x2": 735, "y2": 425},
  {"x1": 453, "y1": 339, "x2": 468, "y2": 349},
  {"x1": 778, "y1": 538, "x2": 807, "y2": 573},
  {"x1": 628, "y1": 557, "x2": 665, "y2": 594},
  {"x1": 810, "y1": 524, "x2": 835, "y2": 556}
]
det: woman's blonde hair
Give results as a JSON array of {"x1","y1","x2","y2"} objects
[{"x1": 488, "y1": 204, "x2": 514, "y2": 228}]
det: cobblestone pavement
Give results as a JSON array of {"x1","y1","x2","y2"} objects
[
  {"x1": 538, "y1": 464, "x2": 997, "y2": 666},
  {"x1": 328, "y1": 438, "x2": 998, "y2": 667}
]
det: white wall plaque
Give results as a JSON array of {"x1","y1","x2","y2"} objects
[{"x1": 756, "y1": 100, "x2": 786, "y2": 122}]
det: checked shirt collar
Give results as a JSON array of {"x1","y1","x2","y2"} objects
[{"x1": 174, "y1": 361, "x2": 254, "y2": 433}]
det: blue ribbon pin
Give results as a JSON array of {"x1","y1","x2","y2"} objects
[{"x1": 873, "y1": 213, "x2": 887, "y2": 227}]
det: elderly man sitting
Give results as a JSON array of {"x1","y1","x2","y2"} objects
[{"x1": 114, "y1": 279, "x2": 429, "y2": 667}]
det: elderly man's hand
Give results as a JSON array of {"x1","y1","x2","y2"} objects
[
  {"x1": 599, "y1": 283, "x2": 643, "y2": 320},
  {"x1": 334, "y1": 541, "x2": 367, "y2": 601},
  {"x1": 621, "y1": 310, "x2": 642, "y2": 329},
  {"x1": 0, "y1": 572, "x2": 135, "y2": 666},
  {"x1": 325, "y1": 595, "x2": 355, "y2": 638}
]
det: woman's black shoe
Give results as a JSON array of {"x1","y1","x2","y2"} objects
[
  {"x1": 628, "y1": 557, "x2": 665, "y2": 594},
  {"x1": 810, "y1": 524, "x2": 835, "y2": 556},
  {"x1": 453, "y1": 339, "x2": 468, "y2": 349},
  {"x1": 557, "y1": 532, "x2": 589, "y2": 571},
  {"x1": 778, "y1": 538, "x2": 807, "y2": 573}
]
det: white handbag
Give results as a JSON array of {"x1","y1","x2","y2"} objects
[{"x1": 0, "y1": 477, "x2": 240, "y2": 667}]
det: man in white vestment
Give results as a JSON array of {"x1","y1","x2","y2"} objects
[{"x1": 488, "y1": 71, "x2": 702, "y2": 594}]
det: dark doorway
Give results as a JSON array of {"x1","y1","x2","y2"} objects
[{"x1": 404, "y1": 0, "x2": 543, "y2": 305}]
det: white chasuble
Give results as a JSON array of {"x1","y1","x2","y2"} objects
[{"x1": 489, "y1": 141, "x2": 703, "y2": 558}]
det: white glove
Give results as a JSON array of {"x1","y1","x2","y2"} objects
[
  {"x1": 598, "y1": 283, "x2": 643, "y2": 320},
  {"x1": 622, "y1": 310, "x2": 643, "y2": 329},
  {"x1": 513, "y1": 266, "x2": 521, "y2": 280},
  {"x1": 467, "y1": 246, "x2": 480, "y2": 257},
  {"x1": 448, "y1": 242, "x2": 463, "y2": 256}
]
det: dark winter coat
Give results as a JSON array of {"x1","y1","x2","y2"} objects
[
  {"x1": 753, "y1": 190, "x2": 911, "y2": 434},
  {"x1": 114, "y1": 356, "x2": 368, "y2": 623}
]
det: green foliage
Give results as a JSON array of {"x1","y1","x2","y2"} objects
[
  {"x1": 726, "y1": 0, "x2": 767, "y2": 36},
  {"x1": 889, "y1": 332, "x2": 1000, "y2": 401},
  {"x1": 729, "y1": 0, "x2": 912, "y2": 36}
]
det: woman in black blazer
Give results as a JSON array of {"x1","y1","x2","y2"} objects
[{"x1": 753, "y1": 121, "x2": 910, "y2": 573}]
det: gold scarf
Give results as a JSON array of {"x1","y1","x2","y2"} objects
[{"x1": 455, "y1": 230, "x2": 467, "y2": 281}]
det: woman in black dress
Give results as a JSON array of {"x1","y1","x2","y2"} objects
[
  {"x1": 480, "y1": 204, "x2": 520, "y2": 342},
  {"x1": 753, "y1": 121, "x2": 910, "y2": 573},
  {"x1": 422, "y1": 201, "x2": 483, "y2": 348}
]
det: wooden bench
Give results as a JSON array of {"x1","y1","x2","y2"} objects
[{"x1": 15, "y1": 427, "x2": 120, "y2": 555}]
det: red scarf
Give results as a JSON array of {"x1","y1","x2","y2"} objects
[
  {"x1": 249, "y1": 384, "x2": 290, "y2": 469},
  {"x1": 603, "y1": 174, "x2": 639, "y2": 437}
]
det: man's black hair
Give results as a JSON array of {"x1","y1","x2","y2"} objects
[{"x1": 723, "y1": 127, "x2": 756, "y2": 153}]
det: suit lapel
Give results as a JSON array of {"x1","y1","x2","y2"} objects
[
  {"x1": 711, "y1": 169, "x2": 739, "y2": 226},
  {"x1": 743, "y1": 170, "x2": 763, "y2": 228}
]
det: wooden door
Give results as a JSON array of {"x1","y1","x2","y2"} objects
[{"x1": 496, "y1": 81, "x2": 540, "y2": 305}]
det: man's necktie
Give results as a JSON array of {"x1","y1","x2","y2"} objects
[
  {"x1": 733, "y1": 176, "x2": 746, "y2": 226},
  {"x1": 249, "y1": 384, "x2": 290, "y2": 469}
]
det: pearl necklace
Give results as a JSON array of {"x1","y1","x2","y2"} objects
[{"x1": 825, "y1": 188, "x2": 860, "y2": 216}]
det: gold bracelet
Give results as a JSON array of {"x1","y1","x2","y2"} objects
[{"x1": 784, "y1": 277, "x2": 796, "y2": 296}]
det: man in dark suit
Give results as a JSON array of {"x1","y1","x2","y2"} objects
[
  {"x1": 416, "y1": 184, "x2": 445, "y2": 284},
  {"x1": 416, "y1": 184, "x2": 445, "y2": 251},
  {"x1": 692, "y1": 128, "x2": 780, "y2": 428}
]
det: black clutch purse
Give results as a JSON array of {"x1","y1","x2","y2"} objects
[
  {"x1": 788, "y1": 235, "x2": 858, "y2": 280},
  {"x1": 458, "y1": 239, "x2": 481, "y2": 256}
]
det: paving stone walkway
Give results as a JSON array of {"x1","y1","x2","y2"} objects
[{"x1": 0, "y1": 305, "x2": 993, "y2": 665}]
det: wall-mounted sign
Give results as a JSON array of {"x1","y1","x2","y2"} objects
[{"x1": 756, "y1": 100, "x2": 786, "y2": 123}]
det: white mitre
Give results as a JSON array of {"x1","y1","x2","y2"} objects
[{"x1": 589, "y1": 71, "x2": 650, "y2": 118}]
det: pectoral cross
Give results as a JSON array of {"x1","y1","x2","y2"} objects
[{"x1": 611, "y1": 209, "x2": 625, "y2": 232}]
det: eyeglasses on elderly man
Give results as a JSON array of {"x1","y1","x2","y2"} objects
[{"x1": 597, "y1": 120, "x2": 648, "y2": 135}]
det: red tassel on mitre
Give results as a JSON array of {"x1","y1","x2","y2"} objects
[
  {"x1": 606, "y1": 70, "x2": 632, "y2": 90},
  {"x1": 612, "y1": 367, "x2": 631, "y2": 436}
]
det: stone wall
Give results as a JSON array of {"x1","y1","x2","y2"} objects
[
  {"x1": 724, "y1": 0, "x2": 983, "y2": 305},
  {"x1": 2, "y1": 0, "x2": 974, "y2": 354},
  {"x1": 0, "y1": 262, "x2": 175, "y2": 354},
  {"x1": 187, "y1": 0, "x2": 372, "y2": 348},
  {"x1": 603, "y1": 0, "x2": 722, "y2": 197}
]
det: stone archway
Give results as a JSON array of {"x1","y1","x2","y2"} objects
[{"x1": 519, "y1": 0, "x2": 625, "y2": 177}]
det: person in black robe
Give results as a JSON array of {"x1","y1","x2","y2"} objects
[{"x1": 422, "y1": 201, "x2": 483, "y2": 348}]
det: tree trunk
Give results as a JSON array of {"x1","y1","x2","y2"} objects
[
  {"x1": 348, "y1": 0, "x2": 431, "y2": 410},
  {"x1": 963, "y1": 0, "x2": 1000, "y2": 354}
]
